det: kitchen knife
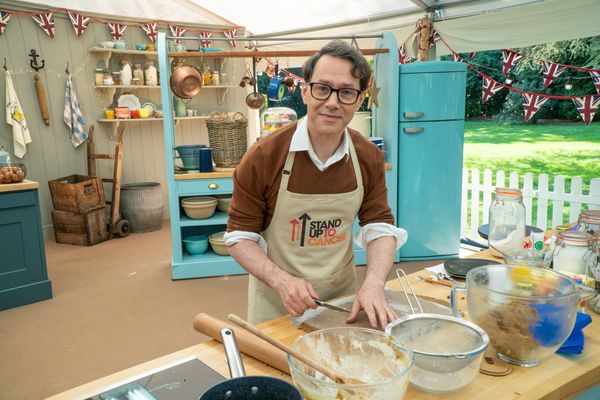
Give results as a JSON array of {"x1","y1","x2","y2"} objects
[{"x1": 313, "y1": 298, "x2": 351, "y2": 313}]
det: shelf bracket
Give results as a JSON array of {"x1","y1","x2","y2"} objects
[
  {"x1": 102, "y1": 51, "x2": 112, "y2": 69},
  {"x1": 107, "y1": 121, "x2": 122, "y2": 140},
  {"x1": 217, "y1": 88, "x2": 229, "y2": 105}
]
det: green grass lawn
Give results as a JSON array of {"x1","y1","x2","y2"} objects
[{"x1": 462, "y1": 120, "x2": 600, "y2": 230}]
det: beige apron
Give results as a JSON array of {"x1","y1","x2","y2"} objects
[{"x1": 248, "y1": 136, "x2": 364, "y2": 323}]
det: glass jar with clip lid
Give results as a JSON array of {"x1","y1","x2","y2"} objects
[
  {"x1": 488, "y1": 188, "x2": 526, "y2": 257},
  {"x1": 585, "y1": 233, "x2": 600, "y2": 313},
  {"x1": 553, "y1": 230, "x2": 594, "y2": 276},
  {"x1": 576, "y1": 209, "x2": 600, "y2": 235}
]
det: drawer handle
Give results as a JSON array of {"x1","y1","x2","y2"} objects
[
  {"x1": 404, "y1": 112, "x2": 424, "y2": 119},
  {"x1": 208, "y1": 183, "x2": 219, "y2": 189},
  {"x1": 403, "y1": 127, "x2": 424, "y2": 134}
]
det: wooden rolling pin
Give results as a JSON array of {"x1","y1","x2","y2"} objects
[
  {"x1": 193, "y1": 313, "x2": 290, "y2": 374},
  {"x1": 34, "y1": 73, "x2": 50, "y2": 126}
]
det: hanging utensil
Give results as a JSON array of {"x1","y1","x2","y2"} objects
[
  {"x1": 29, "y1": 49, "x2": 50, "y2": 126},
  {"x1": 170, "y1": 64, "x2": 203, "y2": 99},
  {"x1": 245, "y1": 57, "x2": 264, "y2": 109}
]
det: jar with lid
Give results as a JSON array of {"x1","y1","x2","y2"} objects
[
  {"x1": 0, "y1": 146, "x2": 11, "y2": 163},
  {"x1": 260, "y1": 107, "x2": 298, "y2": 137},
  {"x1": 95, "y1": 68, "x2": 104, "y2": 85},
  {"x1": 120, "y1": 59, "x2": 132, "y2": 85},
  {"x1": 553, "y1": 230, "x2": 594, "y2": 275},
  {"x1": 202, "y1": 65, "x2": 212, "y2": 86},
  {"x1": 132, "y1": 63, "x2": 144, "y2": 85},
  {"x1": 488, "y1": 188, "x2": 526, "y2": 257},
  {"x1": 576, "y1": 209, "x2": 600, "y2": 235},
  {"x1": 211, "y1": 70, "x2": 220, "y2": 86},
  {"x1": 102, "y1": 69, "x2": 114, "y2": 85},
  {"x1": 112, "y1": 71, "x2": 121, "y2": 85},
  {"x1": 585, "y1": 234, "x2": 600, "y2": 313},
  {"x1": 144, "y1": 61, "x2": 158, "y2": 86}
]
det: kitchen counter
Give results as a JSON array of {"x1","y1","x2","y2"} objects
[
  {"x1": 47, "y1": 256, "x2": 599, "y2": 400},
  {"x1": 0, "y1": 179, "x2": 39, "y2": 193}
]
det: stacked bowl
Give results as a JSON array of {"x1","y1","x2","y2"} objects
[{"x1": 181, "y1": 196, "x2": 217, "y2": 219}]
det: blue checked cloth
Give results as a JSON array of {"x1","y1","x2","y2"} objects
[{"x1": 63, "y1": 75, "x2": 87, "y2": 147}]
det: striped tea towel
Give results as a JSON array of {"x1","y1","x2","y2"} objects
[
  {"x1": 5, "y1": 70, "x2": 32, "y2": 158},
  {"x1": 63, "y1": 74, "x2": 87, "y2": 147}
]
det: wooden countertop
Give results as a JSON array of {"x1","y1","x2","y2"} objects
[
  {"x1": 46, "y1": 251, "x2": 599, "y2": 400},
  {"x1": 0, "y1": 179, "x2": 39, "y2": 193}
]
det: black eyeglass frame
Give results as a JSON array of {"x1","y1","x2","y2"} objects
[{"x1": 307, "y1": 82, "x2": 363, "y2": 105}]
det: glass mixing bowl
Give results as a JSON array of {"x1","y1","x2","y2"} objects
[
  {"x1": 287, "y1": 327, "x2": 413, "y2": 400},
  {"x1": 501, "y1": 248, "x2": 553, "y2": 269},
  {"x1": 450, "y1": 264, "x2": 595, "y2": 367}
]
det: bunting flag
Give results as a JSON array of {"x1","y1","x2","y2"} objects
[
  {"x1": 542, "y1": 61, "x2": 566, "y2": 88},
  {"x1": 468, "y1": 52, "x2": 477, "y2": 58},
  {"x1": 31, "y1": 12, "x2": 55, "y2": 38},
  {"x1": 141, "y1": 22, "x2": 158, "y2": 43},
  {"x1": 169, "y1": 24, "x2": 186, "y2": 44},
  {"x1": 200, "y1": 32, "x2": 213, "y2": 48},
  {"x1": 522, "y1": 93, "x2": 549, "y2": 122},
  {"x1": 429, "y1": 27, "x2": 441, "y2": 47},
  {"x1": 502, "y1": 49, "x2": 524, "y2": 76},
  {"x1": 452, "y1": 53, "x2": 464, "y2": 63},
  {"x1": 398, "y1": 45, "x2": 410, "y2": 64},
  {"x1": 288, "y1": 78, "x2": 300, "y2": 93},
  {"x1": 223, "y1": 28, "x2": 237, "y2": 47},
  {"x1": 67, "y1": 11, "x2": 90, "y2": 37},
  {"x1": 0, "y1": 11, "x2": 11, "y2": 35},
  {"x1": 107, "y1": 23, "x2": 126, "y2": 40},
  {"x1": 590, "y1": 71, "x2": 600, "y2": 95},
  {"x1": 482, "y1": 77, "x2": 504, "y2": 103},
  {"x1": 572, "y1": 96, "x2": 600, "y2": 125}
]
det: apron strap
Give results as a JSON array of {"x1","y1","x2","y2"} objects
[
  {"x1": 280, "y1": 151, "x2": 296, "y2": 192},
  {"x1": 347, "y1": 135, "x2": 363, "y2": 188}
]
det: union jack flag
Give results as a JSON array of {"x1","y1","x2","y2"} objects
[
  {"x1": 169, "y1": 24, "x2": 186, "y2": 44},
  {"x1": 572, "y1": 95, "x2": 600, "y2": 125},
  {"x1": 223, "y1": 28, "x2": 237, "y2": 48},
  {"x1": 502, "y1": 49, "x2": 524, "y2": 76},
  {"x1": 108, "y1": 23, "x2": 126, "y2": 40},
  {"x1": 67, "y1": 11, "x2": 90, "y2": 38},
  {"x1": 200, "y1": 32, "x2": 213, "y2": 48},
  {"x1": 31, "y1": 12, "x2": 55, "y2": 38},
  {"x1": 482, "y1": 77, "x2": 504, "y2": 103},
  {"x1": 542, "y1": 61, "x2": 566, "y2": 89},
  {"x1": 522, "y1": 93, "x2": 549, "y2": 122},
  {"x1": 452, "y1": 53, "x2": 465, "y2": 63},
  {"x1": 468, "y1": 52, "x2": 477, "y2": 58},
  {"x1": 141, "y1": 22, "x2": 158, "y2": 44},
  {"x1": 398, "y1": 45, "x2": 410, "y2": 64},
  {"x1": 429, "y1": 27, "x2": 441, "y2": 47},
  {"x1": 0, "y1": 11, "x2": 11, "y2": 35},
  {"x1": 590, "y1": 71, "x2": 600, "y2": 95}
]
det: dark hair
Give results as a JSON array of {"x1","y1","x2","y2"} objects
[{"x1": 303, "y1": 40, "x2": 372, "y2": 91}]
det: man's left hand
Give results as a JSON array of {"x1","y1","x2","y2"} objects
[{"x1": 346, "y1": 277, "x2": 398, "y2": 329}]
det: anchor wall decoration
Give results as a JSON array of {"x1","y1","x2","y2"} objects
[{"x1": 29, "y1": 49, "x2": 50, "y2": 126}]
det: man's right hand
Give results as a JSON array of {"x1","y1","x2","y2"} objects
[{"x1": 272, "y1": 273, "x2": 319, "y2": 317}]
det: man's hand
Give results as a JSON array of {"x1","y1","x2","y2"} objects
[
  {"x1": 272, "y1": 272, "x2": 319, "y2": 317},
  {"x1": 346, "y1": 276, "x2": 398, "y2": 329}
]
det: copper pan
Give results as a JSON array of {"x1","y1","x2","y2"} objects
[{"x1": 170, "y1": 65, "x2": 203, "y2": 99}]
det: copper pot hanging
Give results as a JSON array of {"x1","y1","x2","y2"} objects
[
  {"x1": 170, "y1": 65, "x2": 203, "y2": 99},
  {"x1": 245, "y1": 57, "x2": 264, "y2": 110}
]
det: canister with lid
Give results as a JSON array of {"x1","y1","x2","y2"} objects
[
  {"x1": 553, "y1": 231, "x2": 594, "y2": 275},
  {"x1": 488, "y1": 188, "x2": 526, "y2": 257},
  {"x1": 211, "y1": 70, "x2": 220, "y2": 86},
  {"x1": 585, "y1": 234, "x2": 600, "y2": 313},
  {"x1": 577, "y1": 209, "x2": 600, "y2": 235}
]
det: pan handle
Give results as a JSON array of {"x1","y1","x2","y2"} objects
[{"x1": 220, "y1": 328, "x2": 246, "y2": 379}]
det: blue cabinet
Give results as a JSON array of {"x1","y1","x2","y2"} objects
[{"x1": 0, "y1": 185, "x2": 52, "y2": 310}]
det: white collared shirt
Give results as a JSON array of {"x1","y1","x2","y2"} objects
[{"x1": 224, "y1": 117, "x2": 407, "y2": 252}]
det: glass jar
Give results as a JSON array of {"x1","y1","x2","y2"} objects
[
  {"x1": 585, "y1": 234, "x2": 600, "y2": 313},
  {"x1": 132, "y1": 63, "x2": 144, "y2": 85},
  {"x1": 260, "y1": 107, "x2": 298, "y2": 137},
  {"x1": 553, "y1": 231, "x2": 594, "y2": 275},
  {"x1": 95, "y1": 68, "x2": 104, "y2": 85},
  {"x1": 144, "y1": 61, "x2": 158, "y2": 86},
  {"x1": 212, "y1": 70, "x2": 220, "y2": 86},
  {"x1": 202, "y1": 65, "x2": 212, "y2": 86},
  {"x1": 577, "y1": 209, "x2": 600, "y2": 235},
  {"x1": 488, "y1": 188, "x2": 526, "y2": 257},
  {"x1": 102, "y1": 69, "x2": 114, "y2": 85},
  {"x1": 112, "y1": 71, "x2": 121, "y2": 85},
  {"x1": 0, "y1": 146, "x2": 11, "y2": 163},
  {"x1": 120, "y1": 59, "x2": 132, "y2": 85}
]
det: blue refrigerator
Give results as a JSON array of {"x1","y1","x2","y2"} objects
[{"x1": 397, "y1": 61, "x2": 467, "y2": 260}]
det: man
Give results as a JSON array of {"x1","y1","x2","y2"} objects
[{"x1": 224, "y1": 40, "x2": 407, "y2": 328}]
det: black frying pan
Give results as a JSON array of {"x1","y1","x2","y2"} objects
[{"x1": 199, "y1": 328, "x2": 303, "y2": 400}]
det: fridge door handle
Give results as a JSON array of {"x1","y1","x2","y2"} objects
[
  {"x1": 403, "y1": 111, "x2": 424, "y2": 119},
  {"x1": 403, "y1": 127, "x2": 424, "y2": 134}
]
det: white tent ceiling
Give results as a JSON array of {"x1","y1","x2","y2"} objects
[{"x1": 7, "y1": 0, "x2": 600, "y2": 55}]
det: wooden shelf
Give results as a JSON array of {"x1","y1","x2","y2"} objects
[
  {"x1": 98, "y1": 116, "x2": 209, "y2": 123},
  {"x1": 93, "y1": 85, "x2": 237, "y2": 90},
  {"x1": 168, "y1": 48, "x2": 389, "y2": 58},
  {"x1": 174, "y1": 171, "x2": 234, "y2": 180},
  {"x1": 89, "y1": 47, "x2": 157, "y2": 56}
]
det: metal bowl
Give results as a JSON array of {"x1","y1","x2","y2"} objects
[{"x1": 170, "y1": 65, "x2": 203, "y2": 99}]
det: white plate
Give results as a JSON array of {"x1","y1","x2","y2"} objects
[
  {"x1": 117, "y1": 94, "x2": 141, "y2": 110},
  {"x1": 141, "y1": 102, "x2": 157, "y2": 112}
]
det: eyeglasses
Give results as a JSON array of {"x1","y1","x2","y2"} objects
[{"x1": 308, "y1": 82, "x2": 362, "y2": 105}]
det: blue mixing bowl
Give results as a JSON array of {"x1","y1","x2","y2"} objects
[
  {"x1": 175, "y1": 145, "x2": 206, "y2": 170},
  {"x1": 183, "y1": 235, "x2": 209, "y2": 254}
]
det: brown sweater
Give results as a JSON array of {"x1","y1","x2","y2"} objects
[{"x1": 227, "y1": 122, "x2": 394, "y2": 233}]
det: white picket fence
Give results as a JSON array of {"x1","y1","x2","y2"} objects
[{"x1": 461, "y1": 168, "x2": 600, "y2": 240}]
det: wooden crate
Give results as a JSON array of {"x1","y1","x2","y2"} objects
[
  {"x1": 48, "y1": 175, "x2": 105, "y2": 214},
  {"x1": 52, "y1": 208, "x2": 108, "y2": 246}
]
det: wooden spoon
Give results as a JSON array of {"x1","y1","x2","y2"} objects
[{"x1": 228, "y1": 314, "x2": 364, "y2": 385}]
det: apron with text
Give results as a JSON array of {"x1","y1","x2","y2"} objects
[{"x1": 248, "y1": 137, "x2": 364, "y2": 323}]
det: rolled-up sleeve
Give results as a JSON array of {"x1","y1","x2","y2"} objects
[{"x1": 353, "y1": 222, "x2": 408, "y2": 251}]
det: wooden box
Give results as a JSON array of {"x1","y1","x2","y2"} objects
[
  {"x1": 48, "y1": 175, "x2": 105, "y2": 214},
  {"x1": 52, "y1": 208, "x2": 108, "y2": 246}
]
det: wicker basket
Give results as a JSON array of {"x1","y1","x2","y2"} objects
[{"x1": 206, "y1": 113, "x2": 248, "y2": 168}]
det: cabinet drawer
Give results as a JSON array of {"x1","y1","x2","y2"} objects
[
  {"x1": 176, "y1": 177, "x2": 233, "y2": 196},
  {"x1": 0, "y1": 190, "x2": 36, "y2": 210},
  {"x1": 399, "y1": 71, "x2": 466, "y2": 122}
]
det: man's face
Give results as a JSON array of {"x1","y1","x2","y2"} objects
[{"x1": 301, "y1": 55, "x2": 366, "y2": 139}]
